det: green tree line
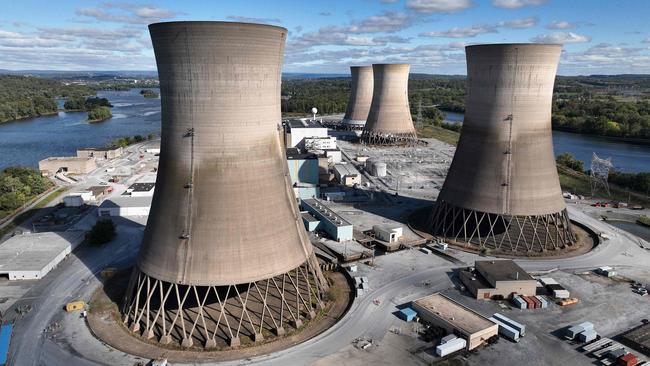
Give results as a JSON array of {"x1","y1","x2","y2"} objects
[
  {"x1": 0, "y1": 167, "x2": 53, "y2": 218},
  {"x1": 0, "y1": 75, "x2": 94, "y2": 123}
]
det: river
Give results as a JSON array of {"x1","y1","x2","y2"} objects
[
  {"x1": 0, "y1": 89, "x2": 161, "y2": 171},
  {"x1": 0, "y1": 93, "x2": 649, "y2": 173},
  {"x1": 443, "y1": 111, "x2": 650, "y2": 173},
  {"x1": 607, "y1": 220, "x2": 650, "y2": 242}
]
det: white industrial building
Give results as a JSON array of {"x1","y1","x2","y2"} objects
[
  {"x1": 333, "y1": 163, "x2": 361, "y2": 187},
  {"x1": 98, "y1": 196, "x2": 152, "y2": 217},
  {"x1": 124, "y1": 182, "x2": 155, "y2": 197},
  {"x1": 285, "y1": 119, "x2": 328, "y2": 148},
  {"x1": 373, "y1": 225, "x2": 403, "y2": 243},
  {"x1": 0, "y1": 231, "x2": 85, "y2": 280}
]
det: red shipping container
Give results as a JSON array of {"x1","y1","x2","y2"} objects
[
  {"x1": 522, "y1": 296, "x2": 534, "y2": 309},
  {"x1": 617, "y1": 353, "x2": 637, "y2": 366}
]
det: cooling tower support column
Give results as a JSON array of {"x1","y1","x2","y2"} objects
[
  {"x1": 428, "y1": 44, "x2": 576, "y2": 253},
  {"x1": 361, "y1": 64, "x2": 417, "y2": 145},
  {"x1": 342, "y1": 66, "x2": 373, "y2": 130},
  {"x1": 121, "y1": 21, "x2": 327, "y2": 349}
]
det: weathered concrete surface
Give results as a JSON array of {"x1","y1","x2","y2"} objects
[
  {"x1": 139, "y1": 21, "x2": 314, "y2": 286},
  {"x1": 343, "y1": 66, "x2": 373, "y2": 128},
  {"x1": 439, "y1": 44, "x2": 565, "y2": 216}
]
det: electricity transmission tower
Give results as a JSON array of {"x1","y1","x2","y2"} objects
[{"x1": 590, "y1": 153, "x2": 613, "y2": 197}]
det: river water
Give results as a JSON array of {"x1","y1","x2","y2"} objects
[
  {"x1": 0, "y1": 89, "x2": 161, "y2": 171},
  {"x1": 0, "y1": 92, "x2": 649, "y2": 173},
  {"x1": 443, "y1": 111, "x2": 650, "y2": 173},
  {"x1": 607, "y1": 220, "x2": 650, "y2": 242}
]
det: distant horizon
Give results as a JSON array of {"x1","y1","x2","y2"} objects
[{"x1": 2, "y1": 69, "x2": 650, "y2": 78}]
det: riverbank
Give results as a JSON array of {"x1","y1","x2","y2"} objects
[{"x1": 552, "y1": 126, "x2": 650, "y2": 146}]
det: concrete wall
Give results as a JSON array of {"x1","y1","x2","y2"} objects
[
  {"x1": 439, "y1": 44, "x2": 565, "y2": 216},
  {"x1": 287, "y1": 158, "x2": 319, "y2": 185},
  {"x1": 138, "y1": 22, "x2": 315, "y2": 286},
  {"x1": 76, "y1": 147, "x2": 123, "y2": 160},
  {"x1": 287, "y1": 127, "x2": 328, "y2": 148}
]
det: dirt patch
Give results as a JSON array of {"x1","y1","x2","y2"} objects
[
  {"x1": 408, "y1": 206, "x2": 597, "y2": 259},
  {"x1": 87, "y1": 270, "x2": 352, "y2": 362}
]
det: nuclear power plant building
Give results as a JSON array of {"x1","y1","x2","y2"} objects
[
  {"x1": 342, "y1": 66, "x2": 373, "y2": 129},
  {"x1": 121, "y1": 21, "x2": 327, "y2": 349},
  {"x1": 428, "y1": 44, "x2": 576, "y2": 253},
  {"x1": 361, "y1": 64, "x2": 417, "y2": 145}
]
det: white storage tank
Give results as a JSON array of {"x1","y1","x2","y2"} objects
[{"x1": 373, "y1": 162, "x2": 387, "y2": 177}]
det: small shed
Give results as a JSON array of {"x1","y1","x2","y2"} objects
[{"x1": 398, "y1": 307, "x2": 418, "y2": 322}]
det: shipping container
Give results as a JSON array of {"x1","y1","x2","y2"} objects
[
  {"x1": 441, "y1": 334, "x2": 457, "y2": 344},
  {"x1": 489, "y1": 317, "x2": 520, "y2": 342},
  {"x1": 578, "y1": 329, "x2": 598, "y2": 343},
  {"x1": 436, "y1": 337, "x2": 466, "y2": 357},
  {"x1": 609, "y1": 348, "x2": 627, "y2": 360},
  {"x1": 512, "y1": 296, "x2": 527, "y2": 309},
  {"x1": 578, "y1": 322, "x2": 594, "y2": 332},
  {"x1": 0, "y1": 324, "x2": 12, "y2": 366},
  {"x1": 492, "y1": 313, "x2": 526, "y2": 336},
  {"x1": 536, "y1": 295, "x2": 549, "y2": 308},
  {"x1": 522, "y1": 296, "x2": 534, "y2": 309},
  {"x1": 618, "y1": 353, "x2": 638, "y2": 366},
  {"x1": 566, "y1": 325, "x2": 585, "y2": 340},
  {"x1": 530, "y1": 296, "x2": 541, "y2": 309},
  {"x1": 65, "y1": 301, "x2": 85, "y2": 312}
]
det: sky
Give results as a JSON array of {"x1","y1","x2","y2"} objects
[{"x1": 1, "y1": 0, "x2": 649, "y2": 75}]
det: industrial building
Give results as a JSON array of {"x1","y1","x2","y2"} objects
[
  {"x1": 333, "y1": 163, "x2": 361, "y2": 187},
  {"x1": 342, "y1": 66, "x2": 373, "y2": 130},
  {"x1": 121, "y1": 21, "x2": 327, "y2": 349},
  {"x1": 428, "y1": 44, "x2": 576, "y2": 253},
  {"x1": 97, "y1": 196, "x2": 152, "y2": 217},
  {"x1": 301, "y1": 198, "x2": 354, "y2": 241},
  {"x1": 373, "y1": 225, "x2": 403, "y2": 243},
  {"x1": 76, "y1": 146, "x2": 123, "y2": 160},
  {"x1": 38, "y1": 156, "x2": 96, "y2": 176},
  {"x1": 411, "y1": 293, "x2": 498, "y2": 350},
  {"x1": 361, "y1": 64, "x2": 417, "y2": 145},
  {"x1": 459, "y1": 260, "x2": 537, "y2": 300},
  {"x1": 285, "y1": 119, "x2": 328, "y2": 148},
  {"x1": 304, "y1": 136, "x2": 337, "y2": 150},
  {"x1": 286, "y1": 148, "x2": 321, "y2": 199},
  {"x1": 0, "y1": 231, "x2": 85, "y2": 280}
]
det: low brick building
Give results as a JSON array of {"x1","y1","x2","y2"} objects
[{"x1": 460, "y1": 260, "x2": 537, "y2": 300}]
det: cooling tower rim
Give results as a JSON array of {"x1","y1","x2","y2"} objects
[
  {"x1": 350, "y1": 65, "x2": 373, "y2": 70},
  {"x1": 148, "y1": 20, "x2": 287, "y2": 33},
  {"x1": 372, "y1": 63, "x2": 410, "y2": 68},
  {"x1": 466, "y1": 43, "x2": 562, "y2": 50}
]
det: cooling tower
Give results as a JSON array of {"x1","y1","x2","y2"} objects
[
  {"x1": 342, "y1": 66, "x2": 373, "y2": 129},
  {"x1": 428, "y1": 44, "x2": 576, "y2": 253},
  {"x1": 361, "y1": 64, "x2": 417, "y2": 145},
  {"x1": 122, "y1": 21, "x2": 326, "y2": 349}
]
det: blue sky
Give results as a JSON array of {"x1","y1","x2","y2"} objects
[{"x1": 1, "y1": 0, "x2": 649, "y2": 74}]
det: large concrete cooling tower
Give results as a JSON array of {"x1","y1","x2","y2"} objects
[
  {"x1": 121, "y1": 21, "x2": 327, "y2": 349},
  {"x1": 428, "y1": 44, "x2": 576, "y2": 254},
  {"x1": 342, "y1": 66, "x2": 373, "y2": 130},
  {"x1": 361, "y1": 64, "x2": 417, "y2": 145}
]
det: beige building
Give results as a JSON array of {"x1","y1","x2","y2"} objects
[
  {"x1": 460, "y1": 260, "x2": 537, "y2": 300},
  {"x1": 412, "y1": 293, "x2": 498, "y2": 350},
  {"x1": 38, "y1": 157, "x2": 96, "y2": 176},
  {"x1": 76, "y1": 146, "x2": 123, "y2": 160}
]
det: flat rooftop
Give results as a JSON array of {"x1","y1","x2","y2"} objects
[
  {"x1": 40, "y1": 156, "x2": 93, "y2": 162},
  {"x1": 476, "y1": 260, "x2": 534, "y2": 282},
  {"x1": 0, "y1": 231, "x2": 84, "y2": 273},
  {"x1": 301, "y1": 212, "x2": 320, "y2": 222},
  {"x1": 77, "y1": 147, "x2": 120, "y2": 151},
  {"x1": 302, "y1": 199, "x2": 352, "y2": 227},
  {"x1": 333, "y1": 163, "x2": 360, "y2": 176},
  {"x1": 100, "y1": 196, "x2": 152, "y2": 208},
  {"x1": 413, "y1": 293, "x2": 495, "y2": 334},
  {"x1": 620, "y1": 323, "x2": 650, "y2": 356},
  {"x1": 287, "y1": 119, "x2": 325, "y2": 129},
  {"x1": 127, "y1": 182, "x2": 155, "y2": 192}
]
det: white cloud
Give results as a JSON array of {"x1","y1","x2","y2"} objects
[
  {"x1": 642, "y1": 38, "x2": 650, "y2": 44},
  {"x1": 498, "y1": 16, "x2": 538, "y2": 29},
  {"x1": 407, "y1": 0, "x2": 473, "y2": 13},
  {"x1": 531, "y1": 32, "x2": 591, "y2": 44},
  {"x1": 226, "y1": 16, "x2": 282, "y2": 24},
  {"x1": 76, "y1": 3, "x2": 180, "y2": 24},
  {"x1": 420, "y1": 25, "x2": 497, "y2": 38},
  {"x1": 492, "y1": 0, "x2": 547, "y2": 9},
  {"x1": 547, "y1": 21, "x2": 576, "y2": 29}
]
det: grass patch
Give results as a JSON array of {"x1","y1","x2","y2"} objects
[
  {"x1": 638, "y1": 215, "x2": 650, "y2": 227},
  {"x1": 417, "y1": 125, "x2": 460, "y2": 146},
  {"x1": 558, "y1": 165, "x2": 650, "y2": 206}
]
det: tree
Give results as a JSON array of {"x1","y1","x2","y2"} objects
[
  {"x1": 85, "y1": 219, "x2": 117, "y2": 245},
  {"x1": 88, "y1": 106, "x2": 112, "y2": 122},
  {"x1": 556, "y1": 152, "x2": 585, "y2": 172}
]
